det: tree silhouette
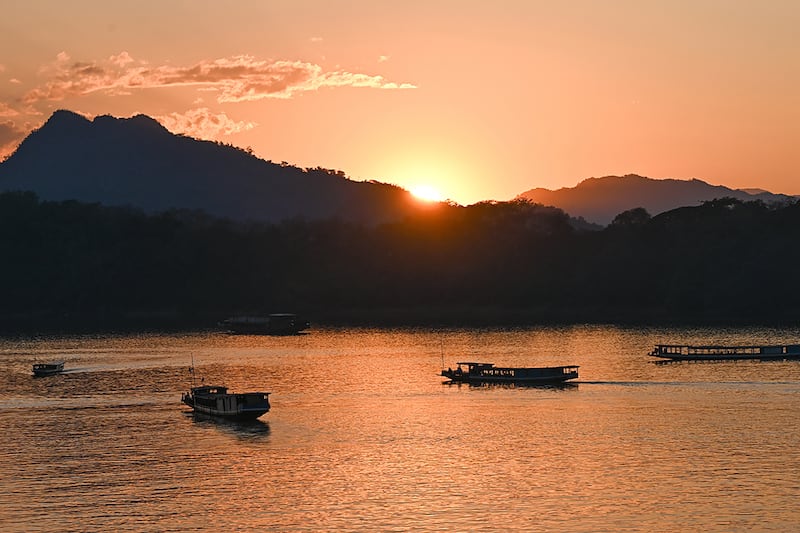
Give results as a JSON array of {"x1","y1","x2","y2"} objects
[{"x1": 1, "y1": 191, "x2": 799, "y2": 332}]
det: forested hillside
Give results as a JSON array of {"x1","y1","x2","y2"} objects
[
  {"x1": 0, "y1": 110, "x2": 425, "y2": 225},
  {"x1": 2, "y1": 191, "x2": 799, "y2": 331}
]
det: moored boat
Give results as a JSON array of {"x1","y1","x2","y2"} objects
[
  {"x1": 218, "y1": 313, "x2": 310, "y2": 335},
  {"x1": 182, "y1": 385, "x2": 271, "y2": 420},
  {"x1": 32, "y1": 361, "x2": 65, "y2": 377},
  {"x1": 649, "y1": 344, "x2": 800, "y2": 361},
  {"x1": 441, "y1": 362, "x2": 579, "y2": 384}
]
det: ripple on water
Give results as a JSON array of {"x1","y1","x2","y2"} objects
[{"x1": 2, "y1": 327, "x2": 800, "y2": 531}]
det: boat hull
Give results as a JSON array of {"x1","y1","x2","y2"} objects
[
  {"x1": 443, "y1": 375, "x2": 577, "y2": 384},
  {"x1": 33, "y1": 370, "x2": 63, "y2": 377},
  {"x1": 32, "y1": 361, "x2": 65, "y2": 377},
  {"x1": 184, "y1": 402, "x2": 269, "y2": 420},
  {"x1": 654, "y1": 354, "x2": 800, "y2": 362}
]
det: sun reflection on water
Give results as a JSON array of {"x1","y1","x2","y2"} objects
[{"x1": 2, "y1": 326, "x2": 800, "y2": 531}]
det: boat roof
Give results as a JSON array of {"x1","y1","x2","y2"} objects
[
  {"x1": 227, "y1": 313, "x2": 297, "y2": 319},
  {"x1": 455, "y1": 362, "x2": 579, "y2": 369},
  {"x1": 191, "y1": 385, "x2": 228, "y2": 393},
  {"x1": 654, "y1": 343, "x2": 795, "y2": 349},
  {"x1": 191, "y1": 385, "x2": 270, "y2": 395}
]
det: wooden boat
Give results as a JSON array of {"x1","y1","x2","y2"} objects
[
  {"x1": 32, "y1": 361, "x2": 65, "y2": 377},
  {"x1": 182, "y1": 385, "x2": 271, "y2": 420},
  {"x1": 218, "y1": 313, "x2": 310, "y2": 335},
  {"x1": 649, "y1": 344, "x2": 800, "y2": 361},
  {"x1": 441, "y1": 362, "x2": 579, "y2": 384}
]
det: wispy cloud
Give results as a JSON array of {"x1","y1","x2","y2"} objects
[
  {"x1": 22, "y1": 52, "x2": 416, "y2": 105},
  {"x1": 0, "y1": 51, "x2": 415, "y2": 151},
  {"x1": 156, "y1": 107, "x2": 256, "y2": 139},
  {"x1": 0, "y1": 102, "x2": 19, "y2": 117},
  {"x1": 0, "y1": 120, "x2": 27, "y2": 159}
]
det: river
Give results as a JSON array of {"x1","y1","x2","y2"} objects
[{"x1": 2, "y1": 325, "x2": 800, "y2": 531}]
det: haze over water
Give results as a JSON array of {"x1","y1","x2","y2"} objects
[{"x1": 3, "y1": 326, "x2": 800, "y2": 531}]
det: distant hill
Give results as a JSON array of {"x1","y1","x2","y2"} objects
[
  {"x1": 0, "y1": 110, "x2": 422, "y2": 224},
  {"x1": 517, "y1": 174, "x2": 796, "y2": 225}
]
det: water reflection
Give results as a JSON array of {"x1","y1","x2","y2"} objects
[
  {"x1": 442, "y1": 381, "x2": 579, "y2": 391},
  {"x1": 653, "y1": 358, "x2": 800, "y2": 365},
  {"x1": 185, "y1": 411, "x2": 272, "y2": 440},
  {"x1": 4, "y1": 326, "x2": 800, "y2": 532}
]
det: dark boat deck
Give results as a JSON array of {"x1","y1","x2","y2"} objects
[
  {"x1": 182, "y1": 385, "x2": 271, "y2": 420},
  {"x1": 442, "y1": 362, "x2": 579, "y2": 384},
  {"x1": 32, "y1": 361, "x2": 65, "y2": 377}
]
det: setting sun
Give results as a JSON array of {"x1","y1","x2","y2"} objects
[{"x1": 410, "y1": 184, "x2": 444, "y2": 202}]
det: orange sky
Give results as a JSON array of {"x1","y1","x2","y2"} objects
[{"x1": 1, "y1": 1, "x2": 798, "y2": 205}]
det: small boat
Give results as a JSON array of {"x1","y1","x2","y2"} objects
[
  {"x1": 32, "y1": 361, "x2": 65, "y2": 377},
  {"x1": 441, "y1": 362, "x2": 579, "y2": 384},
  {"x1": 182, "y1": 385, "x2": 271, "y2": 420},
  {"x1": 649, "y1": 344, "x2": 800, "y2": 361},
  {"x1": 218, "y1": 313, "x2": 310, "y2": 335}
]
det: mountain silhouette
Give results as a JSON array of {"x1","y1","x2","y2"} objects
[
  {"x1": 517, "y1": 174, "x2": 796, "y2": 225},
  {"x1": 0, "y1": 110, "x2": 424, "y2": 224}
]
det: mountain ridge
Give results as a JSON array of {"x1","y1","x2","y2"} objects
[
  {"x1": 517, "y1": 174, "x2": 796, "y2": 225},
  {"x1": 0, "y1": 110, "x2": 423, "y2": 224},
  {"x1": 3, "y1": 111, "x2": 794, "y2": 227}
]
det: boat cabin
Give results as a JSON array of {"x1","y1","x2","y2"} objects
[
  {"x1": 188, "y1": 385, "x2": 271, "y2": 414},
  {"x1": 649, "y1": 343, "x2": 800, "y2": 361}
]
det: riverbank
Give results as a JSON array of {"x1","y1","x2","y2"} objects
[{"x1": 1, "y1": 305, "x2": 795, "y2": 335}]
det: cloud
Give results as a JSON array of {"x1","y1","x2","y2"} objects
[
  {"x1": 109, "y1": 51, "x2": 135, "y2": 67},
  {"x1": 0, "y1": 120, "x2": 27, "y2": 159},
  {"x1": 156, "y1": 107, "x2": 256, "y2": 139},
  {"x1": 0, "y1": 102, "x2": 19, "y2": 117},
  {"x1": 22, "y1": 52, "x2": 416, "y2": 105}
]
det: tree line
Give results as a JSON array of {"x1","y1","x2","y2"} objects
[{"x1": 2, "y1": 190, "x2": 799, "y2": 331}]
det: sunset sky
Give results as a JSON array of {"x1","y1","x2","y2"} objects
[{"x1": 1, "y1": 1, "x2": 798, "y2": 205}]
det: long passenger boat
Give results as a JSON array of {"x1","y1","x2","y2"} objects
[
  {"x1": 182, "y1": 385, "x2": 271, "y2": 420},
  {"x1": 218, "y1": 313, "x2": 310, "y2": 335},
  {"x1": 441, "y1": 362, "x2": 579, "y2": 384},
  {"x1": 649, "y1": 344, "x2": 800, "y2": 361}
]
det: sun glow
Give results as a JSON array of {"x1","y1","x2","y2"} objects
[{"x1": 410, "y1": 184, "x2": 444, "y2": 202}]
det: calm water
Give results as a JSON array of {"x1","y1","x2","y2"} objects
[{"x1": 2, "y1": 325, "x2": 800, "y2": 532}]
